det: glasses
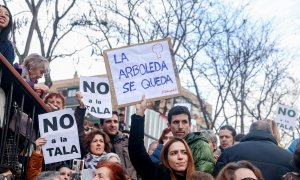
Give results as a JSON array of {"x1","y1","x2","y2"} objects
[{"x1": 0, "y1": 175, "x2": 15, "y2": 180}]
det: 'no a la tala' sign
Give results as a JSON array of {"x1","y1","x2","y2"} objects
[{"x1": 274, "y1": 104, "x2": 297, "y2": 131}]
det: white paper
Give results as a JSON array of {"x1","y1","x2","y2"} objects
[
  {"x1": 274, "y1": 104, "x2": 297, "y2": 131},
  {"x1": 80, "y1": 76, "x2": 112, "y2": 118},
  {"x1": 106, "y1": 39, "x2": 180, "y2": 106},
  {"x1": 38, "y1": 109, "x2": 81, "y2": 164}
]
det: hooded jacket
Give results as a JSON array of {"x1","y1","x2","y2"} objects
[{"x1": 184, "y1": 132, "x2": 215, "y2": 173}]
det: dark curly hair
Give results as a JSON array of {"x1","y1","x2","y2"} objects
[{"x1": 83, "y1": 130, "x2": 111, "y2": 155}]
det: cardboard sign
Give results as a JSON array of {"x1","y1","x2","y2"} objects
[
  {"x1": 103, "y1": 38, "x2": 181, "y2": 107},
  {"x1": 80, "y1": 76, "x2": 112, "y2": 118},
  {"x1": 274, "y1": 104, "x2": 297, "y2": 131},
  {"x1": 38, "y1": 109, "x2": 81, "y2": 164}
]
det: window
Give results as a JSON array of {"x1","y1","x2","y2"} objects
[{"x1": 67, "y1": 89, "x2": 77, "y2": 97}]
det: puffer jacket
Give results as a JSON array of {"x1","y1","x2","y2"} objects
[
  {"x1": 185, "y1": 132, "x2": 215, "y2": 173},
  {"x1": 213, "y1": 131, "x2": 295, "y2": 180}
]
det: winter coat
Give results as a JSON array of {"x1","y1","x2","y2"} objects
[
  {"x1": 213, "y1": 130, "x2": 295, "y2": 180},
  {"x1": 0, "y1": 39, "x2": 15, "y2": 65},
  {"x1": 184, "y1": 132, "x2": 215, "y2": 173},
  {"x1": 109, "y1": 129, "x2": 138, "y2": 179},
  {"x1": 287, "y1": 138, "x2": 299, "y2": 154},
  {"x1": 129, "y1": 114, "x2": 185, "y2": 180},
  {"x1": 26, "y1": 151, "x2": 43, "y2": 180},
  {"x1": 150, "y1": 143, "x2": 163, "y2": 164},
  {"x1": 26, "y1": 106, "x2": 86, "y2": 178}
]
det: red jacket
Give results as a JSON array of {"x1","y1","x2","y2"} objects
[{"x1": 26, "y1": 151, "x2": 43, "y2": 180}]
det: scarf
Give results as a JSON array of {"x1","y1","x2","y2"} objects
[{"x1": 84, "y1": 152, "x2": 107, "y2": 169}]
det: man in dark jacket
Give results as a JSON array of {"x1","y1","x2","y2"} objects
[
  {"x1": 100, "y1": 111, "x2": 138, "y2": 179},
  {"x1": 213, "y1": 120, "x2": 294, "y2": 180}
]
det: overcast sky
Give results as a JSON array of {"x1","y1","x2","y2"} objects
[
  {"x1": 236, "y1": 0, "x2": 300, "y2": 79},
  {"x1": 18, "y1": 0, "x2": 297, "y2": 88},
  {"x1": 48, "y1": 0, "x2": 300, "y2": 81}
]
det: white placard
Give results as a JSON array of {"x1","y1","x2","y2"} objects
[
  {"x1": 274, "y1": 104, "x2": 297, "y2": 131},
  {"x1": 38, "y1": 109, "x2": 81, "y2": 164},
  {"x1": 104, "y1": 38, "x2": 181, "y2": 107},
  {"x1": 80, "y1": 76, "x2": 112, "y2": 118}
]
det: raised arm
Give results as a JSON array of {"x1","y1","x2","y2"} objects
[
  {"x1": 26, "y1": 137, "x2": 47, "y2": 180},
  {"x1": 128, "y1": 96, "x2": 157, "y2": 179}
]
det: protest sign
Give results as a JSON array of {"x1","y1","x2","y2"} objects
[
  {"x1": 103, "y1": 38, "x2": 181, "y2": 107},
  {"x1": 274, "y1": 104, "x2": 297, "y2": 131},
  {"x1": 80, "y1": 76, "x2": 112, "y2": 118},
  {"x1": 38, "y1": 109, "x2": 81, "y2": 164}
]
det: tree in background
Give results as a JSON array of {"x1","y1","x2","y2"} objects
[
  {"x1": 74, "y1": 0, "x2": 298, "y2": 132},
  {"x1": 3, "y1": 0, "x2": 80, "y2": 87},
  {"x1": 3, "y1": 0, "x2": 299, "y2": 138}
]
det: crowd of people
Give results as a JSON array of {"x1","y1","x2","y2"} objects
[{"x1": 2, "y1": 4, "x2": 300, "y2": 180}]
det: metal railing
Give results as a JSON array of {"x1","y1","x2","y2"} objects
[{"x1": 0, "y1": 53, "x2": 49, "y2": 179}]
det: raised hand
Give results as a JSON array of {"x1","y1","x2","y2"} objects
[
  {"x1": 135, "y1": 95, "x2": 147, "y2": 117},
  {"x1": 35, "y1": 137, "x2": 47, "y2": 154},
  {"x1": 75, "y1": 91, "x2": 85, "y2": 108}
]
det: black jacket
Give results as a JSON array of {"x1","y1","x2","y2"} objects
[
  {"x1": 213, "y1": 130, "x2": 294, "y2": 180},
  {"x1": 129, "y1": 114, "x2": 185, "y2": 180},
  {"x1": 0, "y1": 39, "x2": 15, "y2": 65}
]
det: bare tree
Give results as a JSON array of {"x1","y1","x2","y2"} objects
[
  {"x1": 74, "y1": 0, "x2": 297, "y2": 132},
  {"x1": 75, "y1": 0, "x2": 221, "y2": 128},
  {"x1": 6, "y1": 0, "x2": 79, "y2": 87}
]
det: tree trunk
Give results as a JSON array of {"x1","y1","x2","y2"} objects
[{"x1": 44, "y1": 73, "x2": 53, "y2": 88}]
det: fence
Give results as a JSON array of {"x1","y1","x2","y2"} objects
[{"x1": 0, "y1": 53, "x2": 49, "y2": 179}]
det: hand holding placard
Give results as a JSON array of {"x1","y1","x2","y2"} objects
[{"x1": 104, "y1": 38, "x2": 182, "y2": 107}]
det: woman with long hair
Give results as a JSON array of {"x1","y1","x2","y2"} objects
[
  {"x1": 129, "y1": 96, "x2": 195, "y2": 180},
  {"x1": 0, "y1": 5, "x2": 15, "y2": 64}
]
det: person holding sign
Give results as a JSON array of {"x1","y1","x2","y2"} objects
[
  {"x1": 26, "y1": 91, "x2": 86, "y2": 178},
  {"x1": 129, "y1": 96, "x2": 195, "y2": 180},
  {"x1": 83, "y1": 130, "x2": 120, "y2": 169},
  {"x1": 26, "y1": 137, "x2": 72, "y2": 180},
  {"x1": 44, "y1": 92, "x2": 65, "y2": 111}
]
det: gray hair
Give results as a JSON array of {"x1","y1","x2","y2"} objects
[
  {"x1": 98, "y1": 152, "x2": 121, "y2": 164},
  {"x1": 148, "y1": 141, "x2": 159, "y2": 149},
  {"x1": 201, "y1": 130, "x2": 218, "y2": 144},
  {"x1": 36, "y1": 171, "x2": 60, "y2": 180},
  {"x1": 22, "y1": 53, "x2": 50, "y2": 73},
  {"x1": 249, "y1": 120, "x2": 272, "y2": 134}
]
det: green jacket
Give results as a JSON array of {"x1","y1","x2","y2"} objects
[{"x1": 185, "y1": 132, "x2": 215, "y2": 173}]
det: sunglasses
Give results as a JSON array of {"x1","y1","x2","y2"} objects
[{"x1": 0, "y1": 175, "x2": 15, "y2": 180}]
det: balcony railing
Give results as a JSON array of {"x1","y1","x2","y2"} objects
[{"x1": 0, "y1": 53, "x2": 49, "y2": 179}]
